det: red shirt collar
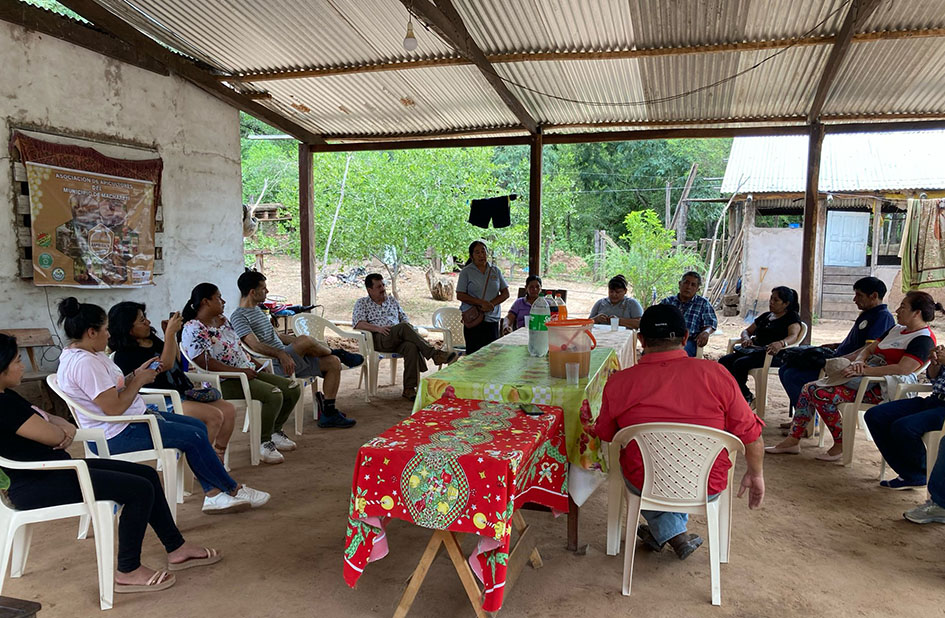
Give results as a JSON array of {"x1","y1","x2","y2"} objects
[{"x1": 638, "y1": 348, "x2": 689, "y2": 364}]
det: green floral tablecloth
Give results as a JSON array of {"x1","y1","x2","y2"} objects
[{"x1": 414, "y1": 345, "x2": 619, "y2": 470}]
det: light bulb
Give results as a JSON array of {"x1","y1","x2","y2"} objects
[{"x1": 403, "y1": 21, "x2": 418, "y2": 51}]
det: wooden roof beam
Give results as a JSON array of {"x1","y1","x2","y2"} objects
[
  {"x1": 53, "y1": 0, "x2": 326, "y2": 144},
  {"x1": 400, "y1": 0, "x2": 538, "y2": 134},
  {"x1": 808, "y1": 0, "x2": 884, "y2": 123},
  {"x1": 220, "y1": 27, "x2": 945, "y2": 83},
  {"x1": 0, "y1": 1, "x2": 167, "y2": 76}
]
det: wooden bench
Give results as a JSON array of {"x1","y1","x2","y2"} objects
[{"x1": 0, "y1": 328, "x2": 65, "y2": 417}]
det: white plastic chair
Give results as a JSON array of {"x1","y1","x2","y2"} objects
[
  {"x1": 0, "y1": 429, "x2": 119, "y2": 610},
  {"x1": 423, "y1": 308, "x2": 466, "y2": 367},
  {"x1": 873, "y1": 383, "x2": 945, "y2": 487},
  {"x1": 239, "y1": 341, "x2": 313, "y2": 435},
  {"x1": 180, "y1": 351, "x2": 263, "y2": 466},
  {"x1": 607, "y1": 422, "x2": 745, "y2": 606},
  {"x1": 292, "y1": 314, "x2": 371, "y2": 402},
  {"x1": 46, "y1": 374, "x2": 185, "y2": 521},
  {"x1": 726, "y1": 322, "x2": 808, "y2": 420},
  {"x1": 838, "y1": 361, "x2": 930, "y2": 467}
]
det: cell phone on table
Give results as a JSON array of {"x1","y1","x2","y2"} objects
[{"x1": 519, "y1": 403, "x2": 544, "y2": 416}]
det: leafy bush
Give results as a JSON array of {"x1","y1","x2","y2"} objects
[{"x1": 603, "y1": 210, "x2": 705, "y2": 307}]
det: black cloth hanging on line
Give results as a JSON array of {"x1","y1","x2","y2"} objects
[{"x1": 468, "y1": 194, "x2": 516, "y2": 229}]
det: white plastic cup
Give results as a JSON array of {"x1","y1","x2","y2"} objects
[
  {"x1": 610, "y1": 317, "x2": 620, "y2": 331},
  {"x1": 565, "y1": 362, "x2": 580, "y2": 386}
]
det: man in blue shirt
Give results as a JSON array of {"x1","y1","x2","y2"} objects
[
  {"x1": 660, "y1": 271, "x2": 718, "y2": 357},
  {"x1": 778, "y1": 276, "x2": 895, "y2": 408}
]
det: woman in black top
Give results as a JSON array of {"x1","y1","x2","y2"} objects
[
  {"x1": 108, "y1": 301, "x2": 236, "y2": 460},
  {"x1": 0, "y1": 334, "x2": 221, "y2": 594},
  {"x1": 718, "y1": 286, "x2": 803, "y2": 403}
]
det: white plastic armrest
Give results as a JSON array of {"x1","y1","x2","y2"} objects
[
  {"x1": 355, "y1": 329, "x2": 377, "y2": 355},
  {"x1": 422, "y1": 326, "x2": 452, "y2": 352},
  {"x1": 210, "y1": 371, "x2": 253, "y2": 402},
  {"x1": 184, "y1": 371, "x2": 221, "y2": 390},
  {"x1": 74, "y1": 428, "x2": 110, "y2": 457},
  {"x1": 895, "y1": 383, "x2": 934, "y2": 400},
  {"x1": 853, "y1": 376, "x2": 887, "y2": 405},
  {"x1": 140, "y1": 387, "x2": 184, "y2": 415},
  {"x1": 3, "y1": 458, "x2": 98, "y2": 509},
  {"x1": 726, "y1": 338, "x2": 739, "y2": 355}
]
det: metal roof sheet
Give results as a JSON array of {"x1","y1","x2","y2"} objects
[
  {"x1": 51, "y1": 0, "x2": 945, "y2": 140},
  {"x1": 721, "y1": 131, "x2": 945, "y2": 193}
]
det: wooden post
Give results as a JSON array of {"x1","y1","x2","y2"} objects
[
  {"x1": 299, "y1": 143, "x2": 316, "y2": 306},
  {"x1": 800, "y1": 123, "x2": 825, "y2": 342},
  {"x1": 528, "y1": 132, "x2": 543, "y2": 276},
  {"x1": 871, "y1": 199, "x2": 882, "y2": 273},
  {"x1": 664, "y1": 181, "x2": 672, "y2": 227}
]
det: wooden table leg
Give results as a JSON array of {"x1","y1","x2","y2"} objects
[
  {"x1": 441, "y1": 532, "x2": 488, "y2": 618},
  {"x1": 393, "y1": 531, "x2": 445, "y2": 618},
  {"x1": 567, "y1": 496, "x2": 579, "y2": 552}
]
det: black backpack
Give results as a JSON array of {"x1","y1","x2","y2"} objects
[{"x1": 776, "y1": 345, "x2": 836, "y2": 370}]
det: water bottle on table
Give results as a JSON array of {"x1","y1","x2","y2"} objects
[{"x1": 528, "y1": 296, "x2": 551, "y2": 357}]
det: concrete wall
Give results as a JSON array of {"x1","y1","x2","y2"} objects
[
  {"x1": 741, "y1": 227, "x2": 803, "y2": 315},
  {"x1": 0, "y1": 22, "x2": 243, "y2": 359}
]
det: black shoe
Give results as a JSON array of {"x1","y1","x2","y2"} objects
[
  {"x1": 636, "y1": 525, "x2": 665, "y2": 552},
  {"x1": 668, "y1": 533, "x2": 703, "y2": 560},
  {"x1": 317, "y1": 412, "x2": 356, "y2": 429},
  {"x1": 332, "y1": 348, "x2": 364, "y2": 368}
]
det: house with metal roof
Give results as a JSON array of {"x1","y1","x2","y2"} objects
[{"x1": 721, "y1": 131, "x2": 945, "y2": 319}]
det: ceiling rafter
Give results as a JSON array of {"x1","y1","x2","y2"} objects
[
  {"x1": 0, "y1": 1, "x2": 168, "y2": 75},
  {"x1": 808, "y1": 0, "x2": 885, "y2": 123},
  {"x1": 398, "y1": 0, "x2": 538, "y2": 134},
  {"x1": 217, "y1": 27, "x2": 945, "y2": 84},
  {"x1": 52, "y1": 0, "x2": 326, "y2": 144}
]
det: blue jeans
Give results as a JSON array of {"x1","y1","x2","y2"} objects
[
  {"x1": 106, "y1": 411, "x2": 238, "y2": 495},
  {"x1": 929, "y1": 436, "x2": 945, "y2": 506},
  {"x1": 864, "y1": 396, "x2": 945, "y2": 483},
  {"x1": 684, "y1": 340, "x2": 698, "y2": 358},
  {"x1": 778, "y1": 366, "x2": 821, "y2": 408},
  {"x1": 626, "y1": 479, "x2": 718, "y2": 545}
]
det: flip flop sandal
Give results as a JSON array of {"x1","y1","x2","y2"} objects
[
  {"x1": 115, "y1": 570, "x2": 176, "y2": 593},
  {"x1": 168, "y1": 547, "x2": 223, "y2": 571}
]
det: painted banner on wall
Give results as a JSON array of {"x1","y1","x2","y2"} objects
[{"x1": 26, "y1": 163, "x2": 156, "y2": 287}]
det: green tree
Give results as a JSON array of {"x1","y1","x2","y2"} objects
[{"x1": 603, "y1": 210, "x2": 704, "y2": 307}]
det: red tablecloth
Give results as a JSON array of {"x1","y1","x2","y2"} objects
[{"x1": 343, "y1": 397, "x2": 569, "y2": 612}]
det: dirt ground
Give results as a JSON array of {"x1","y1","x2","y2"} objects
[{"x1": 9, "y1": 258, "x2": 945, "y2": 617}]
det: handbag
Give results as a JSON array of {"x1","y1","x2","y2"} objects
[
  {"x1": 461, "y1": 266, "x2": 493, "y2": 328},
  {"x1": 184, "y1": 384, "x2": 222, "y2": 402}
]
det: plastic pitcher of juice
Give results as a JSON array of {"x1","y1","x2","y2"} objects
[{"x1": 546, "y1": 318, "x2": 597, "y2": 378}]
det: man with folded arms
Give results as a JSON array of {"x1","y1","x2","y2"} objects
[
  {"x1": 594, "y1": 305, "x2": 766, "y2": 559},
  {"x1": 353, "y1": 274, "x2": 457, "y2": 400},
  {"x1": 660, "y1": 271, "x2": 717, "y2": 357}
]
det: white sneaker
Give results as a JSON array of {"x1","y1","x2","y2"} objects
[
  {"x1": 259, "y1": 441, "x2": 285, "y2": 464},
  {"x1": 202, "y1": 492, "x2": 251, "y2": 514},
  {"x1": 271, "y1": 431, "x2": 297, "y2": 452},
  {"x1": 235, "y1": 485, "x2": 271, "y2": 508}
]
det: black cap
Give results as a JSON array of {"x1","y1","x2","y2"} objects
[{"x1": 639, "y1": 304, "x2": 688, "y2": 339}]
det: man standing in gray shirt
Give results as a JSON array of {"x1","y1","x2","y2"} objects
[{"x1": 232, "y1": 270, "x2": 354, "y2": 430}]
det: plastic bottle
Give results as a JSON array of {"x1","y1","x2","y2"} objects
[
  {"x1": 554, "y1": 293, "x2": 568, "y2": 320},
  {"x1": 528, "y1": 296, "x2": 550, "y2": 357},
  {"x1": 545, "y1": 293, "x2": 558, "y2": 321}
]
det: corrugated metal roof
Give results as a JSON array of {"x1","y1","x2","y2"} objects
[
  {"x1": 55, "y1": 0, "x2": 945, "y2": 139},
  {"x1": 721, "y1": 131, "x2": 945, "y2": 193}
]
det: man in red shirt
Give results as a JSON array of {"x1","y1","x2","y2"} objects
[{"x1": 595, "y1": 305, "x2": 766, "y2": 559}]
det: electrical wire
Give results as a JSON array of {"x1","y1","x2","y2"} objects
[{"x1": 488, "y1": 1, "x2": 851, "y2": 108}]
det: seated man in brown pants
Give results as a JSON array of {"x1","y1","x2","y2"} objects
[{"x1": 352, "y1": 274, "x2": 457, "y2": 400}]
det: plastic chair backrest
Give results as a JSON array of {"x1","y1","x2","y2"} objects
[
  {"x1": 611, "y1": 422, "x2": 744, "y2": 508},
  {"x1": 292, "y1": 313, "x2": 329, "y2": 341},
  {"x1": 432, "y1": 307, "x2": 466, "y2": 348}
]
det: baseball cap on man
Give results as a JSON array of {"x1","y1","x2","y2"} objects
[{"x1": 639, "y1": 304, "x2": 688, "y2": 339}]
